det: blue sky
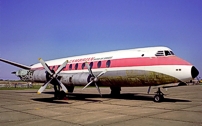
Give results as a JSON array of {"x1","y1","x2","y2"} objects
[{"x1": 0, "y1": 0, "x2": 202, "y2": 80}]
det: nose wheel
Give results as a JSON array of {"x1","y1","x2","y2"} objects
[{"x1": 154, "y1": 87, "x2": 164, "y2": 102}]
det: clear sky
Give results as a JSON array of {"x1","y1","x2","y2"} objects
[{"x1": 0, "y1": 0, "x2": 202, "y2": 80}]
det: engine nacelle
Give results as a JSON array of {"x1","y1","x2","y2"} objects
[
  {"x1": 72, "y1": 73, "x2": 90, "y2": 85},
  {"x1": 16, "y1": 69, "x2": 91, "y2": 85},
  {"x1": 15, "y1": 69, "x2": 33, "y2": 81},
  {"x1": 60, "y1": 74, "x2": 74, "y2": 85},
  {"x1": 32, "y1": 69, "x2": 47, "y2": 82},
  {"x1": 61, "y1": 73, "x2": 90, "y2": 86}
]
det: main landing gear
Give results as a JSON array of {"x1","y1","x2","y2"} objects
[
  {"x1": 110, "y1": 87, "x2": 121, "y2": 97},
  {"x1": 154, "y1": 87, "x2": 164, "y2": 102},
  {"x1": 53, "y1": 84, "x2": 65, "y2": 99},
  {"x1": 53, "y1": 84, "x2": 75, "y2": 99}
]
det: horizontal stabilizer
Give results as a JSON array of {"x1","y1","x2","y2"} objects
[{"x1": 0, "y1": 58, "x2": 31, "y2": 70}]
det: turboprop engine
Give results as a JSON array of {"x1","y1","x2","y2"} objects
[
  {"x1": 15, "y1": 69, "x2": 33, "y2": 81},
  {"x1": 14, "y1": 60, "x2": 107, "y2": 97},
  {"x1": 14, "y1": 69, "x2": 47, "y2": 83},
  {"x1": 60, "y1": 73, "x2": 91, "y2": 86},
  {"x1": 15, "y1": 69, "x2": 93, "y2": 86},
  {"x1": 32, "y1": 69, "x2": 47, "y2": 82}
]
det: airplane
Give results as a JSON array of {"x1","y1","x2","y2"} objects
[{"x1": 0, "y1": 46, "x2": 199, "y2": 102}]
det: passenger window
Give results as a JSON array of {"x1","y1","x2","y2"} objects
[
  {"x1": 90, "y1": 62, "x2": 93, "y2": 69},
  {"x1": 97, "y1": 61, "x2": 102, "y2": 68},
  {"x1": 75, "y1": 63, "x2": 78, "y2": 70},
  {"x1": 82, "y1": 62, "x2": 85, "y2": 69},
  {"x1": 106, "y1": 60, "x2": 111, "y2": 68},
  {"x1": 69, "y1": 64, "x2": 72, "y2": 70}
]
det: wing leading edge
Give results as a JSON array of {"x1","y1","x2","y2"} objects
[{"x1": 0, "y1": 58, "x2": 31, "y2": 70}]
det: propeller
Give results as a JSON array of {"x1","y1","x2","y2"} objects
[
  {"x1": 37, "y1": 58, "x2": 68, "y2": 94},
  {"x1": 82, "y1": 62, "x2": 107, "y2": 97}
]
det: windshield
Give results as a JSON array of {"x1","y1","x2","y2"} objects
[{"x1": 155, "y1": 50, "x2": 175, "y2": 56}]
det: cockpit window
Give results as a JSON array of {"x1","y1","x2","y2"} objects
[
  {"x1": 156, "y1": 50, "x2": 175, "y2": 56},
  {"x1": 170, "y1": 51, "x2": 175, "y2": 55},
  {"x1": 155, "y1": 51, "x2": 164, "y2": 56},
  {"x1": 165, "y1": 50, "x2": 171, "y2": 56}
]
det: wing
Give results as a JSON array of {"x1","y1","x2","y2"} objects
[{"x1": 0, "y1": 58, "x2": 31, "y2": 70}]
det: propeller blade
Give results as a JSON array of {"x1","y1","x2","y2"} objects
[
  {"x1": 56, "y1": 78, "x2": 68, "y2": 93},
  {"x1": 96, "y1": 69, "x2": 107, "y2": 78},
  {"x1": 37, "y1": 79, "x2": 52, "y2": 94},
  {"x1": 54, "y1": 60, "x2": 68, "y2": 77},
  {"x1": 95, "y1": 83, "x2": 102, "y2": 97},
  {"x1": 38, "y1": 58, "x2": 53, "y2": 75},
  {"x1": 82, "y1": 80, "x2": 94, "y2": 90},
  {"x1": 85, "y1": 62, "x2": 94, "y2": 77}
]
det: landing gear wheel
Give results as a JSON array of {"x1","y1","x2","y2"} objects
[
  {"x1": 67, "y1": 86, "x2": 74, "y2": 93},
  {"x1": 53, "y1": 84, "x2": 67, "y2": 100},
  {"x1": 59, "y1": 91, "x2": 67, "y2": 99},
  {"x1": 110, "y1": 87, "x2": 121, "y2": 97},
  {"x1": 154, "y1": 94, "x2": 164, "y2": 102},
  {"x1": 54, "y1": 91, "x2": 67, "y2": 100},
  {"x1": 154, "y1": 87, "x2": 164, "y2": 102}
]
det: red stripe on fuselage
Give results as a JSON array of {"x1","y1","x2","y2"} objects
[
  {"x1": 31, "y1": 56, "x2": 191, "y2": 71},
  {"x1": 110, "y1": 56, "x2": 191, "y2": 68}
]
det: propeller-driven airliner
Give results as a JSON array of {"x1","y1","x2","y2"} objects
[{"x1": 0, "y1": 46, "x2": 199, "y2": 102}]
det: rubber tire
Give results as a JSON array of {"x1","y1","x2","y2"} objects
[
  {"x1": 154, "y1": 95, "x2": 161, "y2": 102},
  {"x1": 54, "y1": 91, "x2": 66, "y2": 100},
  {"x1": 67, "y1": 86, "x2": 74, "y2": 93},
  {"x1": 110, "y1": 87, "x2": 121, "y2": 97}
]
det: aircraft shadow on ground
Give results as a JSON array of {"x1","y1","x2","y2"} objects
[
  {"x1": 32, "y1": 97, "x2": 70, "y2": 104},
  {"x1": 30, "y1": 92, "x2": 191, "y2": 103},
  {"x1": 67, "y1": 93, "x2": 191, "y2": 103}
]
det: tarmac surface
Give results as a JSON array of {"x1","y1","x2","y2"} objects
[{"x1": 0, "y1": 85, "x2": 202, "y2": 126}]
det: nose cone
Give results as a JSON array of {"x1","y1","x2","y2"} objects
[{"x1": 191, "y1": 66, "x2": 199, "y2": 79}]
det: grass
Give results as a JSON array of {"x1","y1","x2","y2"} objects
[
  {"x1": 0, "y1": 87, "x2": 32, "y2": 90},
  {"x1": 0, "y1": 85, "x2": 47, "y2": 90},
  {"x1": 0, "y1": 80, "x2": 74, "y2": 90}
]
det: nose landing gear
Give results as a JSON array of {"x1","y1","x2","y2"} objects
[{"x1": 154, "y1": 87, "x2": 164, "y2": 102}]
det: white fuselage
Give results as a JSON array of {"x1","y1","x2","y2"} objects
[{"x1": 29, "y1": 46, "x2": 197, "y2": 87}]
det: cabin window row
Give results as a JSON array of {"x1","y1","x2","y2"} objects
[{"x1": 68, "y1": 60, "x2": 111, "y2": 70}]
